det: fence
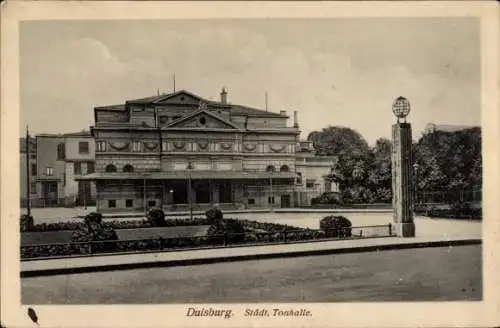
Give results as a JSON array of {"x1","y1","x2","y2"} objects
[
  {"x1": 416, "y1": 189, "x2": 482, "y2": 204},
  {"x1": 21, "y1": 197, "x2": 97, "y2": 208},
  {"x1": 20, "y1": 224, "x2": 394, "y2": 260}
]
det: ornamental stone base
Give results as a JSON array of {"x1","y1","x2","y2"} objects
[{"x1": 394, "y1": 222, "x2": 415, "y2": 238}]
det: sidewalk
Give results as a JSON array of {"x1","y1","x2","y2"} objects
[{"x1": 21, "y1": 235, "x2": 481, "y2": 277}]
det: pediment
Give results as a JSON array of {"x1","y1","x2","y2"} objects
[
  {"x1": 166, "y1": 110, "x2": 240, "y2": 130},
  {"x1": 153, "y1": 90, "x2": 204, "y2": 105}
]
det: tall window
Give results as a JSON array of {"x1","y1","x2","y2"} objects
[
  {"x1": 74, "y1": 162, "x2": 82, "y2": 175},
  {"x1": 45, "y1": 166, "x2": 53, "y2": 176},
  {"x1": 132, "y1": 141, "x2": 142, "y2": 152},
  {"x1": 31, "y1": 164, "x2": 37, "y2": 176},
  {"x1": 96, "y1": 141, "x2": 106, "y2": 152},
  {"x1": 296, "y1": 172, "x2": 303, "y2": 185},
  {"x1": 30, "y1": 182, "x2": 37, "y2": 194},
  {"x1": 87, "y1": 161, "x2": 95, "y2": 173},
  {"x1": 105, "y1": 164, "x2": 117, "y2": 172},
  {"x1": 57, "y1": 143, "x2": 65, "y2": 160},
  {"x1": 79, "y1": 141, "x2": 89, "y2": 154}
]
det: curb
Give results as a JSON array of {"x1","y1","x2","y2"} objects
[{"x1": 20, "y1": 238, "x2": 481, "y2": 278}]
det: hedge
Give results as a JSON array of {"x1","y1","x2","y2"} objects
[{"x1": 425, "y1": 205, "x2": 482, "y2": 220}]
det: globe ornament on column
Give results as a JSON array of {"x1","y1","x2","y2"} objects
[{"x1": 392, "y1": 96, "x2": 411, "y2": 123}]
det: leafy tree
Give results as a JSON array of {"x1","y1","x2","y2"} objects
[
  {"x1": 308, "y1": 126, "x2": 372, "y2": 200},
  {"x1": 308, "y1": 124, "x2": 481, "y2": 205},
  {"x1": 414, "y1": 127, "x2": 481, "y2": 203}
]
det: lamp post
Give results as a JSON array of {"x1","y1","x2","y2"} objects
[
  {"x1": 143, "y1": 178, "x2": 147, "y2": 216},
  {"x1": 187, "y1": 161, "x2": 194, "y2": 220},
  {"x1": 269, "y1": 173, "x2": 274, "y2": 212},
  {"x1": 391, "y1": 96, "x2": 415, "y2": 237},
  {"x1": 26, "y1": 125, "x2": 31, "y2": 217}
]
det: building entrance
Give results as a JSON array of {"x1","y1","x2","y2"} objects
[
  {"x1": 195, "y1": 181, "x2": 210, "y2": 203},
  {"x1": 42, "y1": 181, "x2": 58, "y2": 206},
  {"x1": 218, "y1": 182, "x2": 233, "y2": 203},
  {"x1": 281, "y1": 194, "x2": 291, "y2": 208},
  {"x1": 171, "y1": 182, "x2": 188, "y2": 204}
]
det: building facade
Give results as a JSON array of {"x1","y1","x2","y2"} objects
[
  {"x1": 20, "y1": 132, "x2": 97, "y2": 207},
  {"x1": 79, "y1": 89, "x2": 337, "y2": 212},
  {"x1": 20, "y1": 137, "x2": 37, "y2": 208},
  {"x1": 63, "y1": 132, "x2": 97, "y2": 206}
]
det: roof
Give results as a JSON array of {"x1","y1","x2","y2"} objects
[
  {"x1": 76, "y1": 171, "x2": 298, "y2": 181},
  {"x1": 122, "y1": 89, "x2": 287, "y2": 118},
  {"x1": 229, "y1": 104, "x2": 286, "y2": 118},
  {"x1": 125, "y1": 90, "x2": 203, "y2": 104},
  {"x1": 426, "y1": 123, "x2": 480, "y2": 133},
  {"x1": 94, "y1": 104, "x2": 126, "y2": 111},
  {"x1": 63, "y1": 131, "x2": 92, "y2": 137}
]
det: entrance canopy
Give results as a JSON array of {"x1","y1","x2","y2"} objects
[{"x1": 76, "y1": 171, "x2": 298, "y2": 181}]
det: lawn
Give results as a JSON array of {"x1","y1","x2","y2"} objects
[{"x1": 22, "y1": 244, "x2": 482, "y2": 303}]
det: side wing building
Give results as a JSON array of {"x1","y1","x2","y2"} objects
[{"x1": 79, "y1": 88, "x2": 337, "y2": 212}]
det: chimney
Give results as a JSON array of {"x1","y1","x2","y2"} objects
[
  {"x1": 220, "y1": 87, "x2": 227, "y2": 104},
  {"x1": 293, "y1": 111, "x2": 299, "y2": 128},
  {"x1": 280, "y1": 110, "x2": 287, "y2": 116}
]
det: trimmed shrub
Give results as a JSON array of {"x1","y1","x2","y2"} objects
[
  {"x1": 320, "y1": 215, "x2": 352, "y2": 238},
  {"x1": 20, "y1": 214, "x2": 34, "y2": 232},
  {"x1": 205, "y1": 206, "x2": 224, "y2": 224},
  {"x1": 147, "y1": 208, "x2": 166, "y2": 227},
  {"x1": 205, "y1": 207, "x2": 246, "y2": 245},
  {"x1": 71, "y1": 212, "x2": 118, "y2": 254}
]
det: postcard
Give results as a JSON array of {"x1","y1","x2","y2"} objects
[{"x1": 1, "y1": 1, "x2": 499, "y2": 328}]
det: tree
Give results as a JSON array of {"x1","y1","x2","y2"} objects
[
  {"x1": 308, "y1": 126, "x2": 372, "y2": 201},
  {"x1": 413, "y1": 127, "x2": 481, "y2": 203},
  {"x1": 367, "y1": 138, "x2": 392, "y2": 202}
]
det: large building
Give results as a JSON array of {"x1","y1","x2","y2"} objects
[
  {"x1": 424, "y1": 123, "x2": 480, "y2": 133},
  {"x1": 20, "y1": 132, "x2": 97, "y2": 207},
  {"x1": 79, "y1": 88, "x2": 337, "y2": 212}
]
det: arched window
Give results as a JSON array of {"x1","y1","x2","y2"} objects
[
  {"x1": 105, "y1": 164, "x2": 117, "y2": 173},
  {"x1": 280, "y1": 165, "x2": 290, "y2": 172},
  {"x1": 123, "y1": 164, "x2": 134, "y2": 173},
  {"x1": 266, "y1": 165, "x2": 276, "y2": 172}
]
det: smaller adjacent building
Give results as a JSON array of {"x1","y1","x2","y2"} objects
[
  {"x1": 295, "y1": 140, "x2": 338, "y2": 206},
  {"x1": 20, "y1": 132, "x2": 97, "y2": 207},
  {"x1": 63, "y1": 132, "x2": 97, "y2": 206},
  {"x1": 20, "y1": 137, "x2": 37, "y2": 208}
]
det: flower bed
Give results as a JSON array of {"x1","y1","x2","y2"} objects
[
  {"x1": 23, "y1": 217, "x2": 212, "y2": 232},
  {"x1": 20, "y1": 216, "x2": 331, "y2": 259},
  {"x1": 20, "y1": 229, "x2": 330, "y2": 259},
  {"x1": 22, "y1": 217, "x2": 304, "y2": 232}
]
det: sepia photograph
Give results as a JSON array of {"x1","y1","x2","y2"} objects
[{"x1": 1, "y1": 1, "x2": 499, "y2": 328}]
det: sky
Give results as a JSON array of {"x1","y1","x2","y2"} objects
[{"x1": 20, "y1": 18, "x2": 480, "y2": 145}]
